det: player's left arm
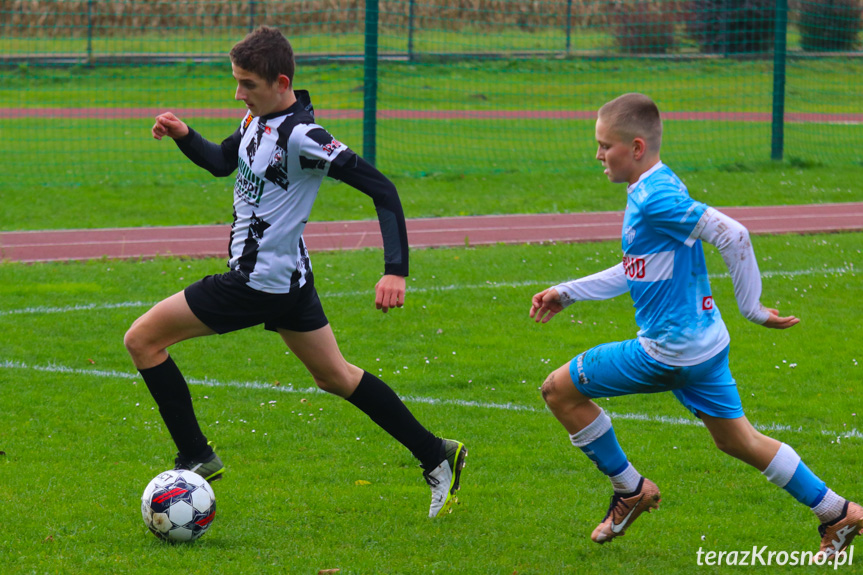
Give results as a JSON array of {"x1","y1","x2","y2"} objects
[
  {"x1": 328, "y1": 151, "x2": 409, "y2": 314},
  {"x1": 694, "y1": 208, "x2": 799, "y2": 330}
]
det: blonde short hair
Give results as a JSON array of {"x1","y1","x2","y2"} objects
[{"x1": 598, "y1": 93, "x2": 662, "y2": 151}]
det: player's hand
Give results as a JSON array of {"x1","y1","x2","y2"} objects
[
  {"x1": 530, "y1": 288, "x2": 564, "y2": 323},
  {"x1": 152, "y1": 112, "x2": 190, "y2": 141},
  {"x1": 375, "y1": 274, "x2": 406, "y2": 313},
  {"x1": 762, "y1": 308, "x2": 799, "y2": 329}
]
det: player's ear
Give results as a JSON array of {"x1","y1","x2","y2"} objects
[
  {"x1": 276, "y1": 74, "x2": 292, "y2": 93},
  {"x1": 632, "y1": 137, "x2": 647, "y2": 160}
]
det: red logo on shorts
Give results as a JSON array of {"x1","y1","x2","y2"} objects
[{"x1": 702, "y1": 296, "x2": 714, "y2": 310}]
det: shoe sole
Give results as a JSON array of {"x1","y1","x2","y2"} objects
[
  {"x1": 438, "y1": 444, "x2": 467, "y2": 516},
  {"x1": 203, "y1": 469, "x2": 224, "y2": 483}
]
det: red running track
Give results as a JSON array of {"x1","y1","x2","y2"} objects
[{"x1": 1, "y1": 203, "x2": 861, "y2": 263}]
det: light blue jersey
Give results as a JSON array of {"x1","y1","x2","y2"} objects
[{"x1": 622, "y1": 162, "x2": 730, "y2": 366}]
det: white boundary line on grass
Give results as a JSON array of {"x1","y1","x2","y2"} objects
[
  {"x1": 0, "y1": 266, "x2": 854, "y2": 317},
  {"x1": 2, "y1": 359, "x2": 860, "y2": 442}
]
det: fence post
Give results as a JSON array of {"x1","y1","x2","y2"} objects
[
  {"x1": 86, "y1": 0, "x2": 93, "y2": 65},
  {"x1": 771, "y1": 0, "x2": 788, "y2": 161},
  {"x1": 363, "y1": 0, "x2": 379, "y2": 166},
  {"x1": 565, "y1": 0, "x2": 573, "y2": 52},
  {"x1": 407, "y1": 0, "x2": 416, "y2": 62}
]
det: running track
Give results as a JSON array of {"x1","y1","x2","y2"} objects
[{"x1": 2, "y1": 203, "x2": 862, "y2": 263}]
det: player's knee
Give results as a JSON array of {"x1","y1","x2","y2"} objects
[
  {"x1": 541, "y1": 371, "x2": 570, "y2": 409},
  {"x1": 123, "y1": 322, "x2": 158, "y2": 365},
  {"x1": 310, "y1": 363, "x2": 362, "y2": 398},
  {"x1": 542, "y1": 366, "x2": 590, "y2": 413},
  {"x1": 313, "y1": 375, "x2": 338, "y2": 394},
  {"x1": 540, "y1": 373, "x2": 555, "y2": 404},
  {"x1": 311, "y1": 372, "x2": 352, "y2": 397},
  {"x1": 123, "y1": 324, "x2": 143, "y2": 357}
]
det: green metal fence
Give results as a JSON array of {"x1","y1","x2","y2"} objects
[{"x1": 1, "y1": 0, "x2": 861, "y2": 193}]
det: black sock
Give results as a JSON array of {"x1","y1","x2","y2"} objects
[
  {"x1": 139, "y1": 356, "x2": 211, "y2": 461},
  {"x1": 346, "y1": 371, "x2": 443, "y2": 469}
]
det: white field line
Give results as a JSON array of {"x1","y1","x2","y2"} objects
[
  {"x1": 1, "y1": 359, "x2": 859, "y2": 442},
  {"x1": 0, "y1": 266, "x2": 854, "y2": 317},
  {"x1": 0, "y1": 300, "x2": 155, "y2": 316}
]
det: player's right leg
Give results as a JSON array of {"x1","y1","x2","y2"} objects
[
  {"x1": 678, "y1": 346, "x2": 862, "y2": 561},
  {"x1": 124, "y1": 290, "x2": 223, "y2": 481},
  {"x1": 125, "y1": 291, "x2": 216, "y2": 369},
  {"x1": 279, "y1": 324, "x2": 465, "y2": 517},
  {"x1": 542, "y1": 340, "x2": 663, "y2": 543}
]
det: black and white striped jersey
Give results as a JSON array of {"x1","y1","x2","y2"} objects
[{"x1": 175, "y1": 90, "x2": 409, "y2": 294}]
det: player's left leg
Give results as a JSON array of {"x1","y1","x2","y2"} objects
[
  {"x1": 278, "y1": 324, "x2": 465, "y2": 517},
  {"x1": 702, "y1": 414, "x2": 862, "y2": 561},
  {"x1": 542, "y1": 340, "x2": 665, "y2": 543}
]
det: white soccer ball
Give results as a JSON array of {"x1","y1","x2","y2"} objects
[{"x1": 141, "y1": 469, "x2": 216, "y2": 542}]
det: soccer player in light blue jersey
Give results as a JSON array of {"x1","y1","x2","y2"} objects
[{"x1": 529, "y1": 93, "x2": 861, "y2": 559}]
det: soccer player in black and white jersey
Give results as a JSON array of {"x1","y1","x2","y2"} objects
[{"x1": 124, "y1": 26, "x2": 466, "y2": 519}]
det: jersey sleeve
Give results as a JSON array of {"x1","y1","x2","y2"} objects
[
  {"x1": 327, "y1": 147, "x2": 410, "y2": 277},
  {"x1": 642, "y1": 191, "x2": 709, "y2": 247},
  {"x1": 296, "y1": 126, "x2": 350, "y2": 173},
  {"x1": 175, "y1": 126, "x2": 241, "y2": 178},
  {"x1": 695, "y1": 208, "x2": 770, "y2": 324},
  {"x1": 553, "y1": 263, "x2": 628, "y2": 307}
]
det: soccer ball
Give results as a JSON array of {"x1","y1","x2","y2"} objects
[{"x1": 141, "y1": 469, "x2": 216, "y2": 542}]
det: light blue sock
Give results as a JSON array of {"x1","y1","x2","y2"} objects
[
  {"x1": 762, "y1": 443, "x2": 827, "y2": 507},
  {"x1": 570, "y1": 409, "x2": 628, "y2": 476}
]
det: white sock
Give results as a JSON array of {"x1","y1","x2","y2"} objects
[
  {"x1": 762, "y1": 443, "x2": 800, "y2": 488},
  {"x1": 609, "y1": 462, "x2": 642, "y2": 494},
  {"x1": 811, "y1": 489, "x2": 847, "y2": 524},
  {"x1": 569, "y1": 409, "x2": 612, "y2": 448}
]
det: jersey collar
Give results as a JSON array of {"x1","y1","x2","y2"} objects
[
  {"x1": 627, "y1": 161, "x2": 665, "y2": 194},
  {"x1": 259, "y1": 90, "x2": 314, "y2": 121}
]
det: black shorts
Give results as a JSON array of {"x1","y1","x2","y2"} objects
[{"x1": 184, "y1": 270, "x2": 329, "y2": 335}]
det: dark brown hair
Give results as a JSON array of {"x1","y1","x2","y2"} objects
[{"x1": 229, "y1": 26, "x2": 295, "y2": 84}]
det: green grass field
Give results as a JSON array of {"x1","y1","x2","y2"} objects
[
  {"x1": 1, "y1": 234, "x2": 861, "y2": 574},
  {"x1": 3, "y1": 17, "x2": 862, "y2": 573},
  {"x1": 6, "y1": 58, "x2": 861, "y2": 112}
]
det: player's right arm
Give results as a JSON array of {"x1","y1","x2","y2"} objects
[
  {"x1": 530, "y1": 288, "x2": 565, "y2": 323},
  {"x1": 152, "y1": 112, "x2": 189, "y2": 140},
  {"x1": 530, "y1": 263, "x2": 628, "y2": 323},
  {"x1": 152, "y1": 112, "x2": 240, "y2": 177}
]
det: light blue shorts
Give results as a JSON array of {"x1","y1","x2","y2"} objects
[{"x1": 569, "y1": 339, "x2": 744, "y2": 419}]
